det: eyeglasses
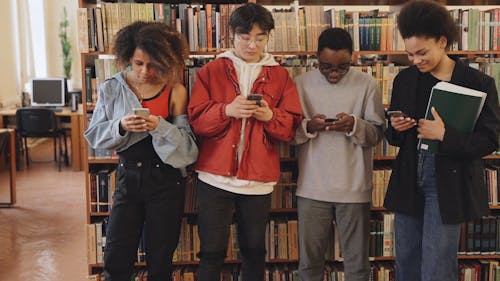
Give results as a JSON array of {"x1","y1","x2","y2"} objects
[
  {"x1": 318, "y1": 61, "x2": 351, "y2": 75},
  {"x1": 235, "y1": 34, "x2": 268, "y2": 47}
]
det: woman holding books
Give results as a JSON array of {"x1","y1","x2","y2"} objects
[
  {"x1": 384, "y1": 1, "x2": 500, "y2": 281},
  {"x1": 84, "y1": 21, "x2": 198, "y2": 281},
  {"x1": 188, "y1": 3, "x2": 302, "y2": 280}
]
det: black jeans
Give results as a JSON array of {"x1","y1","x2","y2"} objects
[
  {"x1": 103, "y1": 159, "x2": 185, "y2": 281},
  {"x1": 196, "y1": 180, "x2": 271, "y2": 281}
]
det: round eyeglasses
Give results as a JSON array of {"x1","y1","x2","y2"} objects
[
  {"x1": 318, "y1": 61, "x2": 351, "y2": 75},
  {"x1": 235, "y1": 34, "x2": 269, "y2": 47}
]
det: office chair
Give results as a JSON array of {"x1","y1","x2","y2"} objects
[{"x1": 16, "y1": 108, "x2": 69, "y2": 171}]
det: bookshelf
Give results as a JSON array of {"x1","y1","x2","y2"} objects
[{"x1": 78, "y1": 0, "x2": 500, "y2": 280}]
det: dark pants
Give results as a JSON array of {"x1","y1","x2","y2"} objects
[
  {"x1": 196, "y1": 180, "x2": 271, "y2": 281},
  {"x1": 103, "y1": 159, "x2": 185, "y2": 281}
]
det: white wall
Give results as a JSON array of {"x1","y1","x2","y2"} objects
[
  {"x1": 0, "y1": 0, "x2": 81, "y2": 108},
  {"x1": 0, "y1": 1, "x2": 21, "y2": 107},
  {"x1": 45, "y1": 0, "x2": 81, "y2": 90}
]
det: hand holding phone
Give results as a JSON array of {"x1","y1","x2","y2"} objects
[
  {"x1": 247, "y1": 94, "x2": 263, "y2": 106},
  {"x1": 325, "y1": 118, "x2": 339, "y2": 123},
  {"x1": 133, "y1": 107, "x2": 150, "y2": 117}
]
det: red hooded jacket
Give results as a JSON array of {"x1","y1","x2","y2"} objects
[{"x1": 188, "y1": 58, "x2": 303, "y2": 182}]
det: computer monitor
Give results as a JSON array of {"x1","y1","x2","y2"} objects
[{"x1": 30, "y1": 78, "x2": 67, "y2": 108}]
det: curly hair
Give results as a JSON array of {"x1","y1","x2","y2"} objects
[
  {"x1": 229, "y1": 3, "x2": 274, "y2": 34},
  {"x1": 112, "y1": 21, "x2": 188, "y2": 83},
  {"x1": 397, "y1": 0, "x2": 459, "y2": 49}
]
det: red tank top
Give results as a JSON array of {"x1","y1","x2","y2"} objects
[{"x1": 141, "y1": 85, "x2": 171, "y2": 119}]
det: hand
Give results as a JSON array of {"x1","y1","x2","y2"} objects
[
  {"x1": 142, "y1": 114, "x2": 161, "y2": 131},
  {"x1": 252, "y1": 100, "x2": 273, "y2": 122},
  {"x1": 306, "y1": 114, "x2": 327, "y2": 133},
  {"x1": 390, "y1": 115, "x2": 417, "y2": 132},
  {"x1": 120, "y1": 113, "x2": 148, "y2": 132},
  {"x1": 327, "y1": 113, "x2": 354, "y2": 133},
  {"x1": 417, "y1": 107, "x2": 445, "y2": 141},
  {"x1": 225, "y1": 95, "x2": 259, "y2": 119}
]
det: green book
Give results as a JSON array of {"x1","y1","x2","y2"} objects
[{"x1": 418, "y1": 81, "x2": 486, "y2": 152}]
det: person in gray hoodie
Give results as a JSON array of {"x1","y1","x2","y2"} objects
[
  {"x1": 84, "y1": 22, "x2": 198, "y2": 281},
  {"x1": 293, "y1": 28, "x2": 385, "y2": 281}
]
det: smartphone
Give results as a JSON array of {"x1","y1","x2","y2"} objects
[
  {"x1": 386, "y1": 110, "x2": 409, "y2": 118},
  {"x1": 325, "y1": 118, "x2": 339, "y2": 123},
  {"x1": 247, "y1": 94, "x2": 263, "y2": 106},
  {"x1": 133, "y1": 107, "x2": 150, "y2": 117}
]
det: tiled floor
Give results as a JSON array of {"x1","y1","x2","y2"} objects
[{"x1": 0, "y1": 139, "x2": 88, "y2": 281}]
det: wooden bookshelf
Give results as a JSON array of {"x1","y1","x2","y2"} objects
[{"x1": 79, "y1": 0, "x2": 500, "y2": 279}]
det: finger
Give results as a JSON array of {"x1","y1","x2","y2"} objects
[
  {"x1": 259, "y1": 100, "x2": 269, "y2": 108},
  {"x1": 335, "y1": 113, "x2": 347, "y2": 119},
  {"x1": 313, "y1": 114, "x2": 323, "y2": 118},
  {"x1": 431, "y1": 107, "x2": 442, "y2": 122}
]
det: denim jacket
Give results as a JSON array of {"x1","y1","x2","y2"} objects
[{"x1": 84, "y1": 71, "x2": 198, "y2": 169}]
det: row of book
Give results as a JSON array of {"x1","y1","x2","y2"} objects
[
  {"x1": 88, "y1": 169, "x2": 116, "y2": 213},
  {"x1": 87, "y1": 219, "x2": 108, "y2": 264},
  {"x1": 77, "y1": 3, "x2": 242, "y2": 54},
  {"x1": 87, "y1": 214, "x2": 393, "y2": 265},
  {"x1": 459, "y1": 260, "x2": 500, "y2": 281},
  {"x1": 77, "y1": 2, "x2": 500, "y2": 54},
  {"x1": 88, "y1": 161, "x2": 500, "y2": 215},
  {"x1": 86, "y1": 215, "x2": 500, "y2": 279},
  {"x1": 175, "y1": 218, "x2": 300, "y2": 262},
  {"x1": 371, "y1": 168, "x2": 392, "y2": 208},
  {"x1": 84, "y1": 56, "x2": 119, "y2": 104},
  {"x1": 181, "y1": 55, "x2": 405, "y2": 107},
  {"x1": 86, "y1": 218, "x2": 300, "y2": 264},
  {"x1": 273, "y1": 185, "x2": 297, "y2": 209},
  {"x1": 83, "y1": 55, "x2": 499, "y2": 115},
  {"x1": 459, "y1": 216, "x2": 500, "y2": 256},
  {"x1": 283, "y1": 3, "x2": 498, "y2": 52},
  {"x1": 464, "y1": 57, "x2": 500, "y2": 105},
  {"x1": 86, "y1": 259, "x2": 500, "y2": 281},
  {"x1": 367, "y1": 213, "x2": 395, "y2": 258},
  {"x1": 323, "y1": 213, "x2": 395, "y2": 260},
  {"x1": 486, "y1": 166, "x2": 500, "y2": 207}
]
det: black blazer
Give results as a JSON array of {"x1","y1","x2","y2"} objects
[{"x1": 384, "y1": 58, "x2": 500, "y2": 224}]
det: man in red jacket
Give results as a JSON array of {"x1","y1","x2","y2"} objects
[{"x1": 188, "y1": 3, "x2": 302, "y2": 280}]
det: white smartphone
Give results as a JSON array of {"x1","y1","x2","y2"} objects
[{"x1": 133, "y1": 108, "x2": 150, "y2": 117}]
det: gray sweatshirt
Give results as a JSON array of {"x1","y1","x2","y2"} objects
[
  {"x1": 84, "y1": 71, "x2": 198, "y2": 169},
  {"x1": 293, "y1": 68, "x2": 385, "y2": 203}
]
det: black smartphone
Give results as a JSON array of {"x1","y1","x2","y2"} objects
[
  {"x1": 386, "y1": 110, "x2": 409, "y2": 118},
  {"x1": 325, "y1": 118, "x2": 338, "y2": 123},
  {"x1": 247, "y1": 94, "x2": 263, "y2": 106}
]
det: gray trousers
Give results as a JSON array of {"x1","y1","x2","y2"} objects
[{"x1": 298, "y1": 197, "x2": 370, "y2": 281}]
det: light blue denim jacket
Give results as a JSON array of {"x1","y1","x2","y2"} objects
[{"x1": 84, "y1": 71, "x2": 198, "y2": 169}]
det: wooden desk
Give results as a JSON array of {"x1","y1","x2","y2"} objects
[
  {"x1": 0, "y1": 128, "x2": 16, "y2": 206},
  {"x1": 0, "y1": 107, "x2": 84, "y2": 171}
]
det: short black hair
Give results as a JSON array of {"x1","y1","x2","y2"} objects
[
  {"x1": 229, "y1": 3, "x2": 274, "y2": 34},
  {"x1": 317, "y1": 28, "x2": 353, "y2": 54},
  {"x1": 397, "y1": 0, "x2": 459, "y2": 48}
]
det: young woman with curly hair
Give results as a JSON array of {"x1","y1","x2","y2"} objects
[{"x1": 84, "y1": 21, "x2": 198, "y2": 281}]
